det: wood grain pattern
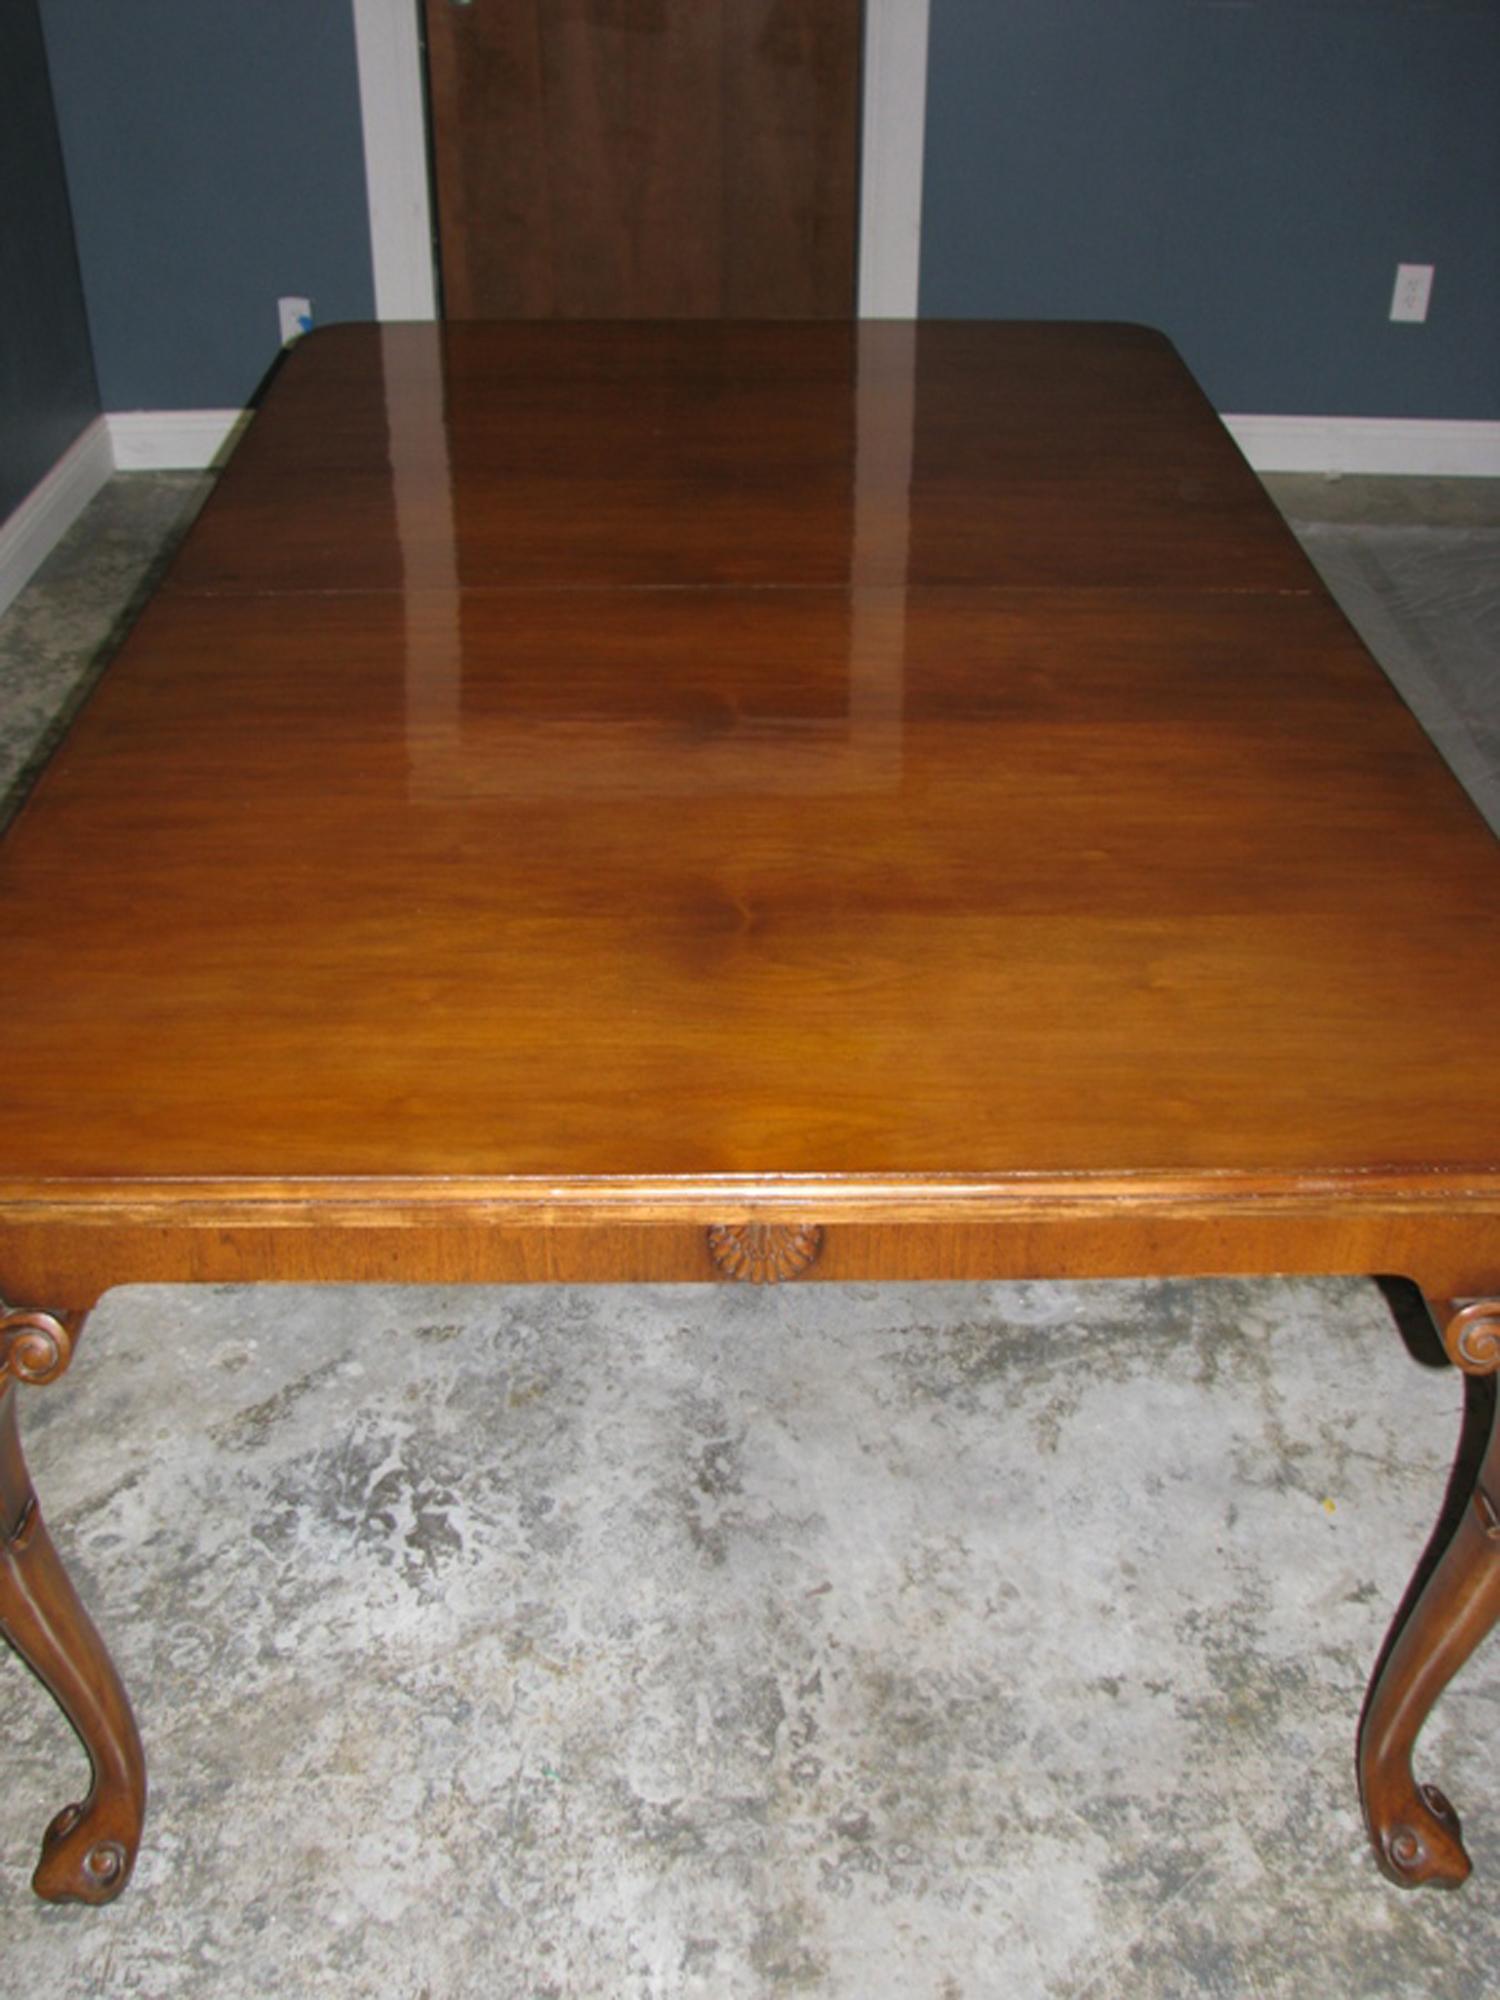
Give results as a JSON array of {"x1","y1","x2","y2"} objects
[
  {"x1": 424, "y1": 1, "x2": 860, "y2": 319},
  {"x1": 3, "y1": 1208, "x2": 1499, "y2": 1322},
  {"x1": 5, "y1": 322, "x2": 1500, "y2": 1288},
  {"x1": 170, "y1": 323, "x2": 1309, "y2": 596},
  {"x1": 3, "y1": 321, "x2": 1500, "y2": 1898}
]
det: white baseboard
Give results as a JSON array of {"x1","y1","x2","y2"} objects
[
  {"x1": 1225, "y1": 415, "x2": 1500, "y2": 478},
  {"x1": 106, "y1": 409, "x2": 249, "y2": 472},
  {"x1": 0, "y1": 416, "x2": 116, "y2": 620},
  {"x1": 0, "y1": 410, "x2": 247, "y2": 616}
]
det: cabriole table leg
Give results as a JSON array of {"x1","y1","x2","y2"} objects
[
  {"x1": 0, "y1": 1307, "x2": 146, "y2": 1905},
  {"x1": 1359, "y1": 1299, "x2": 1500, "y2": 1888}
]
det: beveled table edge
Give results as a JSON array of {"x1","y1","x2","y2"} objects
[{"x1": 5, "y1": 1167, "x2": 1500, "y2": 1229}]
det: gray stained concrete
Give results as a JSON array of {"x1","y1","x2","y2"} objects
[{"x1": 1, "y1": 474, "x2": 1498, "y2": 1996}]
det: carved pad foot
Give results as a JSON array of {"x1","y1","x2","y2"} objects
[
  {"x1": 1371, "y1": 1779, "x2": 1469, "y2": 1890},
  {"x1": 31, "y1": 1795, "x2": 136, "y2": 1904}
]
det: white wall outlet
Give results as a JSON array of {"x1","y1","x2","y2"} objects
[
  {"x1": 1389, "y1": 264, "x2": 1434, "y2": 324},
  {"x1": 277, "y1": 295, "x2": 313, "y2": 346}
]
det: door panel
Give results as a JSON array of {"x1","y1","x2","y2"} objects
[{"x1": 424, "y1": 1, "x2": 862, "y2": 318}]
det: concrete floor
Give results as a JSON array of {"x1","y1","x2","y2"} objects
[{"x1": 1, "y1": 472, "x2": 1498, "y2": 1997}]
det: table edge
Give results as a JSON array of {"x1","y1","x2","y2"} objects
[{"x1": 6, "y1": 1169, "x2": 1500, "y2": 1229}]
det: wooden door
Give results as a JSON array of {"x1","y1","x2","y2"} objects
[{"x1": 423, "y1": 0, "x2": 862, "y2": 318}]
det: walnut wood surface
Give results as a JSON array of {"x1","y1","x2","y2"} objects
[
  {"x1": 3, "y1": 322, "x2": 1500, "y2": 1900},
  {"x1": 167, "y1": 323, "x2": 1314, "y2": 595},
  {"x1": 423, "y1": 1, "x2": 860, "y2": 319},
  {"x1": 3, "y1": 322, "x2": 1498, "y2": 1308}
]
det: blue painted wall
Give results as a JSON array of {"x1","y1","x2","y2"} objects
[
  {"x1": 919, "y1": 0, "x2": 1500, "y2": 418},
  {"x1": 0, "y1": 0, "x2": 100, "y2": 519},
  {"x1": 18, "y1": 2, "x2": 1498, "y2": 425},
  {"x1": 38, "y1": 0, "x2": 376, "y2": 412}
]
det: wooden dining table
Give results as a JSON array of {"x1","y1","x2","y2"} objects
[{"x1": 2, "y1": 321, "x2": 1498, "y2": 1906}]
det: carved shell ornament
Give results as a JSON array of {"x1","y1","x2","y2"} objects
[{"x1": 707, "y1": 1222, "x2": 823, "y2": 1284}]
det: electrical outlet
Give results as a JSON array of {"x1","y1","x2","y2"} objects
[
  {"x1": 278, "y1": 295, "x2": 313, "y2": 346},
  {"x1": 1389, "y1": 264, "x2": 1434, "y2": 324}
]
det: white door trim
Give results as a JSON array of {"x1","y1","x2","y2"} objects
[
  {"x1": 350, "y1": 0, "x2": 438, "y2": 321},
  {"x1": 349, "y1": 0, "x2": 929, "y2": 323},
  {"x1": 859, "y1": 0, "x2": 930, "y2": 317}
]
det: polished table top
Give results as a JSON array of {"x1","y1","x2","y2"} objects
[
  {"x1": 2, "y1": 323, "x2": 1498, "y2": 1257},
  {"x1": 6, "y1": 323, "x2": 1500, "y2": 1910}
]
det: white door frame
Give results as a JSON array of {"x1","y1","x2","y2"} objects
[
  {"x1": 857, "y1": 0, "x2": 930, "y2": 317},
  {"x1": 349, "y1": 0, "x2": 928, "y2": 321}
]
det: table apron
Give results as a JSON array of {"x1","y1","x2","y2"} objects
[{"x1": 4, "y1": 1211, "x2": 1498, "y2": 1309}]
